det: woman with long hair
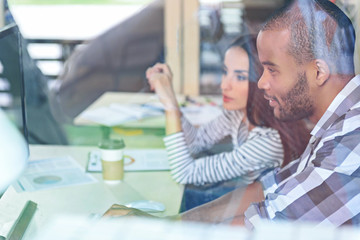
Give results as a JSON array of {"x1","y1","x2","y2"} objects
[{"x1": 146, "y1": 34, "x2": 310, "y2": 209}]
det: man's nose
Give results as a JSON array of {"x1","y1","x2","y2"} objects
[{"x1": 258, "y1": 71, "x2": 270, "y2": 90}]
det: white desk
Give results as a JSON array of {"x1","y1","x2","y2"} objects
[
  {"x1": 72, "y1": 92, "x2": 168, "y2": 147},
  {"x1": 72, "y1": 92, "x2": 222, "y2": 147},
  {"x1": 74, "y1": 92, "x2": 167, "y2": 128},
  {"x1": 0, "y1": 145, "x2": 183, "y2": 239},
  {"x1": 74, "y1": 91, "x2": 222, "y2": 128}
]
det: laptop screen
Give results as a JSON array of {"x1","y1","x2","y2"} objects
[
  {"x1": 0, "y1": 23, "x2": 28, "y2": 143},
  {"x1": 0, "y1": 24, "x2": 34, "y2": 240}
]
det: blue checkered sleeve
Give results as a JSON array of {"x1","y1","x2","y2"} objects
[
  {"x1": 245, "y1": 75, "x2": 360, "y2": 229},
  {"x1": 245, "y1": 121, "x2": 360, "y2": 229}
]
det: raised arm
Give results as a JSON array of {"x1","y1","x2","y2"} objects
[{"x1": 146, "y1": 63, "x2": 181, "y2": 135}]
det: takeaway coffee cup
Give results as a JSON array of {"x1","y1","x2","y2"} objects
[{"x1": 99, "y1": 139, "x2": 127, "y2": 183}]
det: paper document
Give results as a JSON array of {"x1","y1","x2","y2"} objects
[
  {"x1": 142, "y1": 101, "x2": 223, "y2": 126},
  {"x1": 13, "y1": 156, "x2": 97, "y2": 192},
  {"x1": 87, "y1": 149, "x2": 170, "y2": 172},
  {"x1": 78, "y1": 103, "x2": 164, "y2": 127}
]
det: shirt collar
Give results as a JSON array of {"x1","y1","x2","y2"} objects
[{"x1": 311, "y1": 75, "x2": 360, "y2": 138}]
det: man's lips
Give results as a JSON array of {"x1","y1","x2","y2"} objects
[{"x1": 264, "y1": 94, "x2": 278, "y2": 107}]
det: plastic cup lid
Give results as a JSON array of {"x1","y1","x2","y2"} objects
[{"x1": 98, "y1": 139, "x2": 125, "y2": 150}]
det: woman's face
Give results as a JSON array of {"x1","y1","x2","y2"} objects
[{"x1": 221, "y1": 46, "x2": 249, "y2": 111}]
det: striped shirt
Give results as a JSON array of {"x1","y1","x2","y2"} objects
[
  {"x1": 245, "y1": 75, "x2": 360, "y2": 229},
  {"x1": 164, "y1": 109, "x2": 284, "y2": 185}
]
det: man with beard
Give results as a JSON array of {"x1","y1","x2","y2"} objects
[
  {"x1": 104, "y1": 0, "x2": 360, "y2": 229},
  {"x1": 243, "y1": 0, "x2": 360, "y2": 229}
]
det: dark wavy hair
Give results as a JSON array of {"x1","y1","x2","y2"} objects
[{"x1": 227, "y1": 34, "x2": 310, "y2": 166}]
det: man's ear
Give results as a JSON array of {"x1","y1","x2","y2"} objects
[{"x1": 314, "y1": 59, "x2": 330, "y2": 86}]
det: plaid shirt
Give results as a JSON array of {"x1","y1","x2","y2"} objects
[{"x1": 245, "y1": 75, "x2": 360, "y2": 229}]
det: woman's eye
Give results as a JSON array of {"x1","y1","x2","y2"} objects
[
  {"x1": 222, "y1": 69, "x2": 227, "y2": 75},
  {"x1": 236, "y1": 75, "x2": 248, "y2": 81}
]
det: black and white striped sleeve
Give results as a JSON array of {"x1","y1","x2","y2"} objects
[
  {"x1": 164, "y1": 127, "x2": 284, "y2": 185},
  {"x1": 181, "y1": 109, "x2": 244, "y2": 155}
]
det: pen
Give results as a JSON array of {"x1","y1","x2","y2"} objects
[
  {"x1": 185, "y1": 96, "x2": 218, "y2": 106},
  {"x1": 185, "y1": 96, "x2": 202, "y2": 106},
  {"x1": 141, "y1": 103, "x2": 165, "y2": 112}
]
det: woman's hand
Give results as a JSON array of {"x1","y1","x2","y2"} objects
[
  {"x1": 146, "y1": 63, "x2": 182, "y2": 134},
  {"x1": 146, "y1": 63, "x2": 178, "y2": 111}
]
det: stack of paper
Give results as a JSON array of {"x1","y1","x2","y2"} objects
[
  {"x1": 79, "y1": 101, "x2": 222, "y2": 127},
  {"x1": 78, "y1": 103, "x2": 164, "y2": 127}
]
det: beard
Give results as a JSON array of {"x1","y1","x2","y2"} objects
[{"x1": 276, "y1": 72, "x2": 314, "y2": 121}]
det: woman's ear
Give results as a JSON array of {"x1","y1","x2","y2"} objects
[{"x1": 314, "y1": 59, "x2": 330, "y2": 86}]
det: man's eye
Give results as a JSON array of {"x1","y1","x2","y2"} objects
[
  {"x1": 268, "y1": 68, "x2": 276, "y2": 73},
  {"x1": 222, "y1": 69, "x2": 227, "y2": 75}
]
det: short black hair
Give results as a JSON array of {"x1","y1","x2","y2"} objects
[{"x1": 262, "y1": 0, "x2": 356, "y2": 74}]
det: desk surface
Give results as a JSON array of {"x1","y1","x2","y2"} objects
[
  {"x1": 0, "y1": 145, "x2": 183, "y2": 239},
  {"x1": 74, "y1": 92, "x2": 166, "y2": 128},
  {"x1": 71, "y1": 92, "x2": 222, "y2": 147},
  {"x1": 74, "y1": 92, "x2": 222, "y2": 128}
]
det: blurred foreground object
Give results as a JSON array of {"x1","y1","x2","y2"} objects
[
  {"x1": 34, "y1": 215, "x2": 360, "y2": 240},
  {"x1": 0, "y1": 108, "x2": 28, "y2": 194},
  {"x1": 35, "y1": 215, "x2": 248, "y2": 240}
]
